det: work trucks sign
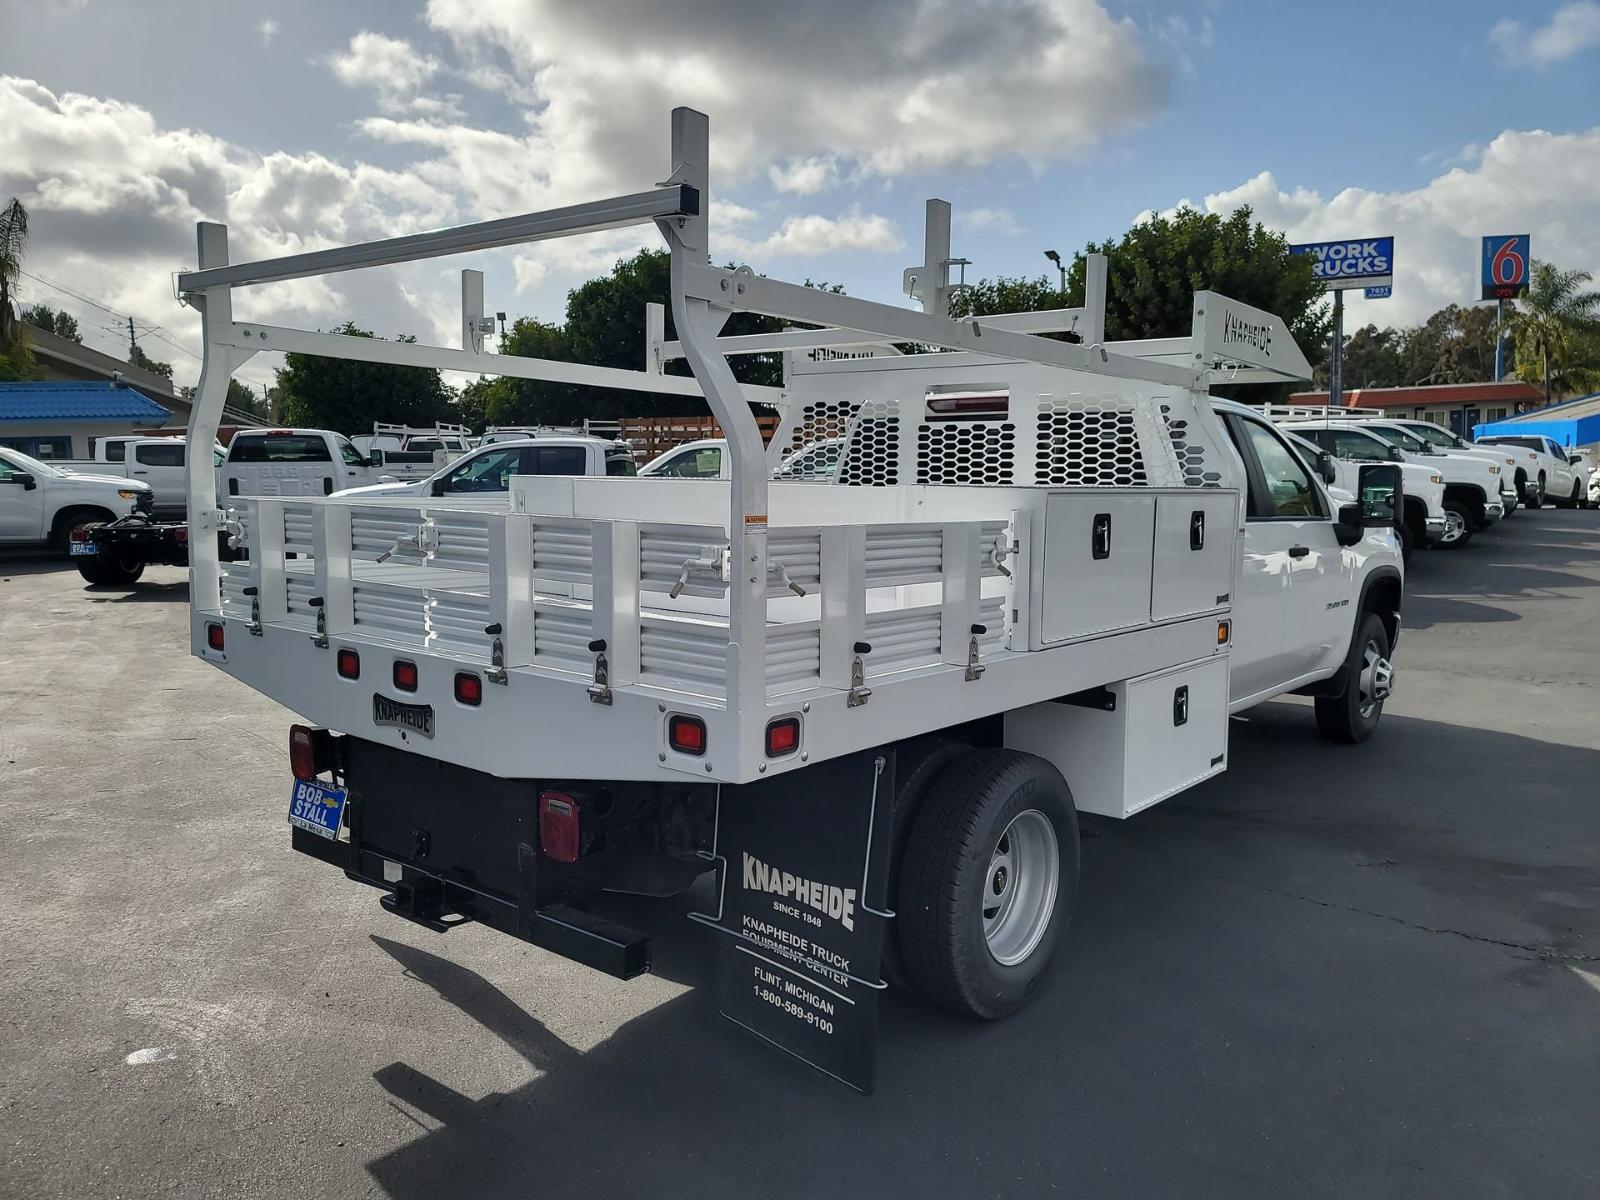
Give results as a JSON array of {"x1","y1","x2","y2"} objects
[
  {"x1": 1290, "y1": 238, "x2": 1395, "y2": 291},
  {"x1": 693, "y1": 750, "x2": 895, "y2": 1093}
]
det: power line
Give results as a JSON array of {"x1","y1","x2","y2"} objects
[{"x1": 16, "y1": 268, "x2": 152, "y2": 326}]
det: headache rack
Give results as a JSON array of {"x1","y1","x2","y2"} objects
[{"x1": 179, "y1": 107, "x2": 1309, "y2": 787}]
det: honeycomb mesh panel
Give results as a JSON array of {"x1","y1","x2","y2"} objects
[
  {"x1": 782, "y1": 398, "x2": 860, "y2": 480},
  {"x1": 1034, "y1": 399, "x2": 1148, "y2": 486},
  {"x1": 1161, "y1": 403, "x2": 1224, "y2": 488},
  {"x1": 916, "y1": 422, "x2": 1016, "y2": 485},
  {"x1": 837, "y1": 400, "x2": 899, "y2": 486}
]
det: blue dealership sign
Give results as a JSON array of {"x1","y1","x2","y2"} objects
[
  {"x1": 1290, "y1": 238, "x2": 1394, "y2": 290},
  {"x1": 1364, "y1": 285, "x2": 1391, "y2": 299},
  {"x1": 1481, "y1": 234, "x2": 1530, "y2": 300}
]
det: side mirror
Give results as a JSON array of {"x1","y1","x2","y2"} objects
[
  {"x1": 1569, "y1": 454, "x2": 1584, "y2": 466},
  {"x1": 367, "y1": 448, "x2": 385, "y2": 467},
  {"x1": 1386, "y1": 445, "x2": 1405, "y2": 462},
  {"x1": 1334, "y1": 464, "x2": 1402, "y2": 545},
  {"x1": 429, "y1": 478, "x2": 448, "y2": 497},
  {"x1": 1315, "y1": 450, "x2": 1337, "y2": 485},
  {"x1": 11, "y1": 472, "x2": 37, "y2": 491}
]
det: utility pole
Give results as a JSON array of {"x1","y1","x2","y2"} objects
[
  {"x1": 1493, "y1": 299, "x2": 1505, "y2": 382},
  {"x1": 127, "y1": 315, "x2": 137, "y2": 360},
  {"x1": 1329, "y1": 290, "x2": 1344, "y2": 411}
]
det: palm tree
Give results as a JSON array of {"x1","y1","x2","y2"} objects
[
  {"x1": 0, "y1": 197, "x2": 27, "y2": 344},
  {"x1": 1507, "y1": 262, "x2": 1600, "y2": 400}
]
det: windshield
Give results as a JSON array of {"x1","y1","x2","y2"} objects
[
  {"x1": 1371, "y1": 426, "x2": 1437, "y2": 454},
  {"x1": 0, "y1": 446, "x2": 63, "y2": 478},
  {"x1": 1480, "y1": 436, "x2": 1542, "y2": 451},
  {"x1": 335, "y1": 436, "x2": 365, "y2": 467},
  {"x1": 1405, "y1": 423, "x2": 1463, "y2": 449}
]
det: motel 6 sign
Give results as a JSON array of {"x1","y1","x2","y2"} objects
[{"x1": 1482, "y1": 235, "x2": 1530, "y2": 301}]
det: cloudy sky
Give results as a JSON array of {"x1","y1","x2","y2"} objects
[{"x1": 2, "y1": 0, "x2": 1598, "y2": 391}]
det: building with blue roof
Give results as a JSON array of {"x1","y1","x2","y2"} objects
[{"x1": 0, "y1": 380, "x2": 173, "y2": 460}]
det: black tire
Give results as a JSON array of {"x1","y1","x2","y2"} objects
[
  {"x1": 50, "y1": 508, "x2": 116, "y2": 553},
  {"x1": 1315, "y1": 611, "x2": 1392, "y2": 745},
  {"x1": 880, "y1": 737, "x2": 969, "y2": 992},
  {"x1": 1436, "y1": 498, "x2": 1475, "y2": 549},
  {"x1": 897, "y1": 749, "x2": 1079, "y2": 1019},
  {"x1": 1396, "y1": 520, "x2": 1414, "y2": 562},
  {"x1": 97, "y1": 555, "x2": 145, "y2": 585},
  {"x1": 1525, "y1": 476, "x2": 1544, "y2": 509},
  {"x1": 1565, "y1": 481, "x2": 1582, "y2": 508},
  {"x1": 75, "y1": 557, "x2": 109, "y2": 585}
]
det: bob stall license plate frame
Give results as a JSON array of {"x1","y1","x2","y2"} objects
[
  {"x1": 69, "y1": 538, "x2": 98, "y2": 557},
  {"x1": 288, "y1": 778, "x2": 348, "y2": 841}
]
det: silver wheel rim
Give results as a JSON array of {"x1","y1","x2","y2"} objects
[
  {"x1": 983, "y1": 809, "x2": 1059, "y2": 967},
  {"x1": 1358, "y1": 640, "x2": 1393, "y2": 719},
  {"x1": 1439, "y1": 509, "x2": 1466, "y2": 544}
]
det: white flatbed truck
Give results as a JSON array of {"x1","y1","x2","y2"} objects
[{"x1": 176, "y1": 109, "x2": 1404, "y2": 1092}]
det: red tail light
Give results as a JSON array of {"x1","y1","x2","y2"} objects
[
  {"x1": 175, "y1": 526, "x2": 189, "y2": 544},
  {"x1": 289, "y1": 724, "x2": 334, "y2": 782},
  {"x1": 668, "y1": 714, "x2": 706, "y2": 756},
  {"x1": 336, "y1": 648, "x2": 360, "y2": 679},
  {"x1": 454, "y1": 672, "x2": 482, "y2": 706},
  {"x1": 765, "y1": 716, "x2": 800, "y2": 757},
  {"x1": 393, "y1": 660, "x2": 418, "y2": 692},
  {"x1": 206, "y1": 622, "x2": 224, "y2": 651},
  {"x1": 539, "y1": 791, "x2": 582, "y2": 863}
]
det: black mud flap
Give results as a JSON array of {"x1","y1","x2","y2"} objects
[{"x1": 691, "y1": 749, "x2": 895, "y2": 1094}]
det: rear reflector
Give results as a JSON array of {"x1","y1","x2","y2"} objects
[
  {"x1": 336, "y1": 648, "x2": 360, "y2": 679},
  {"x1": 205, "y1": 622, "x2": 224, "y2": 652},
  {"x1": 766, "y1": 716, "x2": 800, "y2": 757},
  {"x1": 539, "y1": 791, "x2": 581, "y2": 863},
  {"x1": 668, "y1": 714, "x2": 706, "y2": 756},
  {"x1": 454, "y1": 672, "x2": 482, "y2": 706},
  {"x1": 175, "y1": 526, "x2": 188, "y2": 544},
  {"x1": 393, "y1": 660, "x2": 418, "y2": 692}
]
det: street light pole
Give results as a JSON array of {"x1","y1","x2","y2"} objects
[{"x1": 1043, "y1": 249, "x2": 1065, "y2": 295}]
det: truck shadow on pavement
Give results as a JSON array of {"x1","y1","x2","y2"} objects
[{"x1": 361, "y1": 708, "x2": 1600, "y2": 1200}]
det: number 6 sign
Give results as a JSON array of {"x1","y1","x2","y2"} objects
[{"x1": 1482, "y1": 235, "x2": 1530, "y2": 300}]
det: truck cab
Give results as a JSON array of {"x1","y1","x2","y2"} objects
[
  {"x1": 221, "y1": 428, "x2": 394, "y2": 499},
  {"x1": 1477, "y1": 433, "x2": 1587, "y2": 508},
  {"x1": 61, "y1": 436, "x2": 224, "y2": 520},
  {"x1": 0, "y1": 445, "x2": 151, "y2": 550},
  {"x1": 1281, "y1": 427, "x2": 1446, "y2": 557},
  {"x1": 334, "y1": 435, "x2": 637, "y2": 499}
]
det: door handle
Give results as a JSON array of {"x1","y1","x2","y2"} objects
[
  {"x1": 133, "y1": 470, "x2": 149, "y2": 475},
  {"x1": 1091, "y1": 513, "x2": 1112, "y2": 560},
  {"x1": 1288, "y1": 545, "x2": 1311, "y2": 558}
]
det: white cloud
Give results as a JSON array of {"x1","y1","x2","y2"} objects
[
  {"x1": 720, "y1": 210, "x2": 904, "y2": 260},
  {"x1": 423, "y1": 0, "x2": 1168, "y2": 187},
  {"x1": 769, "y1": 155, "x2": 840, "y2": 196},
  {"x1": 256, "y1": 18, "x2": 280, "y2": 47},
  {"x1": 1489, "y1": 2, "x2": 1600, "y2": 66},
  {"x1": 960, "y1": 207, "x2": 1022, "y2": 236},
  {"x1": 329, "y1": 32, "x2": 443, "y2": 112},
  {"x1": 1175, "y1": 128, "x2": 1600, "y2": 328}
]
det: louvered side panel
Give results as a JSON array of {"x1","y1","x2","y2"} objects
[
  {"x1": 351, "y1": 585, "x2": 427, "y2": 647},
  {"x1": 864, "y1": 526, "x2": 942, "y2": 587},
  {"x1": 765, "y1": 624, "x2": 821, "y2": 694},
  {"x1": 863, "y1": 605, "x2": 943, "y2": 674},
  {"x1": 532, "y1": 606, "x2": 594, "y2": 670},
  {"x1": 639, "y1": 619, "x2": 728, "y2": 695},
  {"x1": 431, "y1": 512, "x2": 491, "y2": 571},
  {"x1": 532, "y1": 521, "x2": 593, "y2": 583},
  {"x1": 428, "y1": 591, "x2": 493, "y2": 659}
]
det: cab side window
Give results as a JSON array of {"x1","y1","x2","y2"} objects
[
  {"x1": 135, "y1": 443, "x2": 185, "y2": 467},
  {"x1": 1329, "y1": 430, "x2": 1389, "y2": 462},
  {"x1": 1235, "y1": 419, "x2": 1323, "y2": 519},
  {"x1": 654, "y1": 447, "x2": 722, "y2": 478},
  {"x1": 441, "y1": 447, "x2": 522, "y2": 493}
]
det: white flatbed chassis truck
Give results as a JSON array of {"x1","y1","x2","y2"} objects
[{"x1": 177, "y1": 109, "x2": 1404, "y2": 1092}]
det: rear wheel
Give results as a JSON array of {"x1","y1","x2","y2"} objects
[
  {"x1": 880, "y1": 737, "x2": 968, "y2": 992},
  {"x1": 1315, "y1": 612, "x2": 1393, "y2": 744},
  {"x1": 897, "y1": 749, "x2": 1079, "y2": 1019},
  {"x1": 1525, "y1": 476, "x2": 1544, "y2": 509},
  {"x1": 1564, "y1": 480, "x2": 1582, "y2": 508},
  {"x1": 1396, "y1": 519, "x2": 1415, "y2": 561},
  {"x1": 1436, "y1": 499, "x2": 1474, "y2": 548}
]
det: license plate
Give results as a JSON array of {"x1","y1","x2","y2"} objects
[
  {"x1": 288, "y1": 778, "x2": 347, "y2": 840},
  {"x1": 373, "y1": 693, "x2": 435, "y2": 738},
  {"x1": 69, "y1": 540, "x2": 98, "y2": 557}
]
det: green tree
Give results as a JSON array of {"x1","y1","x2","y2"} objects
[
  {"x1": 0, "y1": 197, "x2": 26, "y2": 345},
  {"x1": 488, "y1": 248, "x2": 814, "y2": 427},
  {"x1": 1507, "y1": 262, "x2": 1600, "y2": 400},
  {"x1": 1397, "y1": 304, "x2": 1498, "y2": 387},
  {"x1": 275, "y1": 323, "x2": 456, "y2": 434},
  {"x1": 181, "y1": 377, "x2": 269, "y2": 418},
  {"x1": 952, "y1": 206, "x2": 1330, "y2": 401},
  {"x1": 129, "y1": 343, "x2": 173, "y2": 380},
  {"x1": 0, "y1": 334, "x2": 42, "y2": 381},
  {"x1": 21, "y1": 302, "x2": 82, "y2": 343}
]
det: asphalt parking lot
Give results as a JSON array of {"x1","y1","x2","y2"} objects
[{"x1": 2, "y1": 508, "x2": 1598, "y2": 1200}]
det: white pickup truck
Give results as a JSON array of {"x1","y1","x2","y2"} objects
[
  {"x1": 336, "y1": 434, "x2": 637, "y2": 500},
  {"x1": 0, "y1": 444, "x2": 152, "y2": 551},
  {"x1": 1283, "y1": 429, "x2": 1445, "y2": 558},
  {"x1": 59, "y1": 436, "x2": 225, "y2": 520},
  {"x1": 176, "y1": 116, "x2": 1406, "y2": 1092},
  {"x1": 1282, "y1": 420, "x2": 1501, "y2": 548},
  {"x1": 1476, "y1": 433, "x2": 1589, "y2": 509},
  {"x1": 219, "y1": 428, "x2": 398, "y2": 499}
]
